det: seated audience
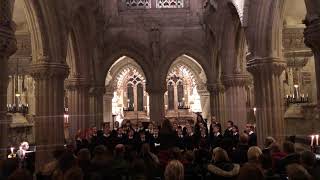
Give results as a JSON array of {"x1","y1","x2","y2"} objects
[
  {"x1": 238, "y1": 146, "x2": 264, "y2": 180},
  {"x1": 286, "y1": 164, "x2": 312, "y2": 180}
]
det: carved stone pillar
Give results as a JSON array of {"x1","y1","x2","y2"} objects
[
  {"x1": 208, "y1": 83, "x2": 226, "y2": 125},
  {"x1": 65, "y1": 78, "x2": 90, "y2": 140},
  {"x1": 89, "y1": 86, "x2": 104, "y2": 129},
  {"x1": 304, "y1": 6, "x2": 320, "y2": 108},
  {"x1": 29, "y1": 63, "x2": 68, "y2": 169},
  {"x1": 198, "y1": 90, "x2": 211, "y2": 120},
  {"x1": 247, "y1": 58, "x2": 286, "y2": 145},
  {"x1": 223, "y1": 74, "x2": 249, "y2": 130},
  {"x1": 103, "y1": 89, "x2": 113, "y2": 127},
  {"x1": 147, "y1": 88, "x2": 165, "y2": 126},
  {"x1": 0, "y1": 0, "x2": 17, "y2": 158}
]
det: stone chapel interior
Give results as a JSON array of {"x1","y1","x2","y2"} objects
[{"x1": 1, "y1": 0, "x2": 320, "y2": 166}]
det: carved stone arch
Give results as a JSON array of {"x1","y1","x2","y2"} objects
[
  {"x1": 161, "y1": 42, "x2": 214, "y2": 87},
  {"x1": 227, "y1": 0, "x2": 250, "y2": 27},
  {"x1": 106, "y1": 57, "x2": 146, "y2": 91},
  {"x1": 99, "y1": 40, "x2": 152, "y2": 88}
]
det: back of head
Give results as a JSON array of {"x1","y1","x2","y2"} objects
[
  {"x1": 239, "y1": 133, "x2": 249, "y2": 145},
  {"x1": 287, "y1": 164, "x2": 312, "y2": 180},
  {"x1": 283, "y1": 141, "x2": 295, "y2": 154},
  {"x1": 8, "y1": 168, "x2": 32, "y2": 180},
  {"x1": 93, "y1": 145, "x2": 107, "y2": 157},
  {"x1": 114, "y1": 144, "x2": 125, "y2": 157},
  {"x1": 264, "y1": 136, "x2": 276, "y2": 148},
  {"x1": 300, "y1": 151, "x2": 316, "y2": 167},
  {"x1": 247, "y1": 146, "x2": 262, "y2": 162},
  {"x1": 165, "y1": 160, "x2": 184, "y2": 180},
  {"x1": 212, "y1": 147, "x2": 230, "y2": 162},
  {"x1": 77, "y1": 148, "x2": 91, "y2": 161},
  {"x1": 270, "y1": 143, "x2": 281, "y2": 153},
  {"x1": 140, "y1": 143, "x2": 151, "y2": 157}
]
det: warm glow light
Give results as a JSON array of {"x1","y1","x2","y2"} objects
[
  {"x1": 294, "y1": 84, "x2": 299, "y2": 88},
  {"x1": 15, "y1": 93, "x2": 21, "y2": 97},
  {"x1": 253, "y1": 107, "x2": 257, "y2": 112}
]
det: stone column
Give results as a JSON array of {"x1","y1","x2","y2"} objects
[
  {"x1": 198, "y1": 90, "x2": 211, "y2": 120},
  {"x1": 65, "y1": 78, "x2": 90, "y2": 140},
  {"x1": 247, "y1": 58, "x2": 286, "y2": 145},
  {"x1": 0, "y1": 0, "x2": 17, "y2": 158},
  {"x1": 304, "y1": 3, "x2": 320, "y2": 108},
  {"x1": 223, "y1": 74, "x2": 249, "y2": 130},
  {"x1": 208, "y1": 83, "x2": 226, "y2": 125},
  {"x1": 148, "y1": 89, "x2": 165, "y2": 126},
  {"x1": 89, "y1": 86, "x2": 104, "y2": 129},
  {"x1": 103, "y1": 90, "x2": 113, "y2": 126},
  {"x1": 29, "y1": 63, "x2": 68, "y2": 168}
]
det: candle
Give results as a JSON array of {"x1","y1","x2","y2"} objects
[
  {"x1": 10, "y1": 147, "x2": 14, "y2": 154},
  {"x1": 316, "y1": 135, "x2": 319, "y2": 146},
  {"x1": 311, "y1": 135, "x2": 315, "y2": 146}
]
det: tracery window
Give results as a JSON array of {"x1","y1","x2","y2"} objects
[
  {"x1": 156, "y1": 0, "x2": 183, "y2": 8},
  {"x1": 126, "y1": 0, "x2": 151, "y2": 8},
  {"x1": 125, "y1": 0, "x2": 184, "y2": 8}
]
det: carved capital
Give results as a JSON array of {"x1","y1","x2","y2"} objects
[
  {"x1": 65, "y1": 77, "x2": 90, "y2": 91},
  {"x1": 304, "y1": 18, "x2": 320, "y2": 52},
  {"x1": 207, "y1": 83, "x2": 225, "y2": 95},
  {"x1": 222, "y1": 74, "x2": 250, "y2": 87},
  {"x1": 247, "y1": 57, "x2": 286, "y2": 76},
  {"x1": 0, "y1": 23, "x2": 17, "y2": 57},
  {"x1": 28, "y1": 63, "x2": 69, "y2": 80}
]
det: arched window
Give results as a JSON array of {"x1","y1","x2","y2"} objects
[
  {"x1": 137, "y1": 83, "x2": 144, "y2": 111},
  {"x1": 168, "y1": 82, "x2": 174, "y2": 110},
  {"x1": 127, "y1": 84, "x2": 134, "y2": 110},
  {"x1": 177, "y1": 81, "x2": 184, "y2": 107}
]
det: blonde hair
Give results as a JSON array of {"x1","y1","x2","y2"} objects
[
  {"x1": 164, "y1": 160, "x2": 184, "y2": 180},
  {"x1": 212, "y1": 147, "x2": 230, "y2": 162},
  {"x1": 247, "y1": 146, "x2": 262, "y2": 161}
]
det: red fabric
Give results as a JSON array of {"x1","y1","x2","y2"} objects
[{"x1": 271, "y1": 152, "x2": 287, "y2": 169}]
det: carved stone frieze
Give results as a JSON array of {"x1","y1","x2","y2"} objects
[
  {"x1": 222, "y1": 74, "x2": 250, "y2": 87},
  {"x1": 283, "y1": 27, "x2": 309, "y2": 51},
  {"x1": 207, "y1": 82, "x2": 225, "y2": 94},
  {"x1": 28, "y1": 63, "x2": 69, "y2": 80},
  {"x1": 247, "y1": 57, "x2": 286, "y2": 76},
  {"x1": 286, "y1": 56, "x2": 309, "y2": 68}
]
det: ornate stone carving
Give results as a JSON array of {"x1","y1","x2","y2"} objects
[
  {"x1": 247, "y1": 57, "x2": 286, "y2": 76},
  {"x1": 207, "y1": 82, "x2": 225, "y2": 94},
  {"x1": 28, "y1": 63, "x2": 69, "y2": 80},
  {"x1": 222, "y1": 74, "x2": 250, "y2": 87},
  {"x1": 65, "y1": 77, "x2": 90, "y2": 91},
  {"x1": 283, "y1": 27, "x2": 309, "y2": 51}
]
